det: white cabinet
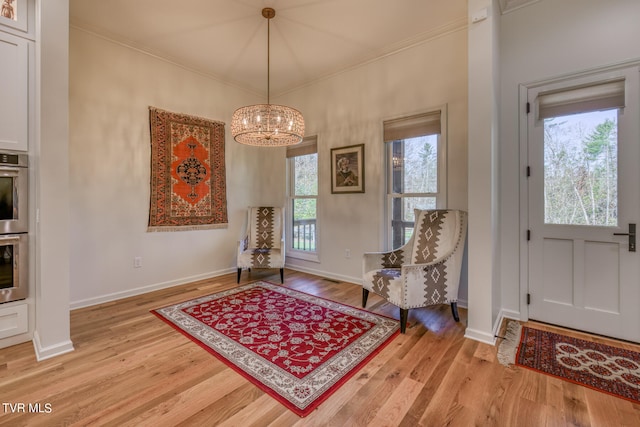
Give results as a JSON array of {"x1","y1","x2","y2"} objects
[
  {"x1": 0, "y1": 303, "x2": 28, "y2": 340},
  {"x1": 0, "y1": 31, "x2": 30, "y2": 151}
]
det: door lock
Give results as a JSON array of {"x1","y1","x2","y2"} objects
[{"x1": 613, "y1": 223, "x2": 636, "y2": 252}]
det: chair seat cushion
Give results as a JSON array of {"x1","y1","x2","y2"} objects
[
  {"x1": 365, "y1": 264, "x2": 453, "y2": 309},
  {"x1": 238, "y1": 248, "x2": 284, "y2": 269}
]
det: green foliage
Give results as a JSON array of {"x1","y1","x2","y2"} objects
[{"x1": 293, "y1": 154, "x2": 317, "y2": 220}]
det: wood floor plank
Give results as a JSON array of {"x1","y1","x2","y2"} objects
[
  {"x1": 0, "y1": 270, "x2": 638, "y2": 426},
  {"x1": 367, "y1": 376, "x2": 423, "y2": 427}
]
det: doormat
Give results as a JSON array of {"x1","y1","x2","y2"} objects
[
  {"x1": 148, "y1": 106, "x2": 228, "y2": 231},
  {"x1": 151, "y1": 281, "x2": 400, "y2": 417},
  {"x1": 500, "y1": 323, "x2": 640, "y2": 404}
]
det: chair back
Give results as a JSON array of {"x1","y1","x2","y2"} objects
[
  {"x1": 248, "y1": 207, "x2": 283, "y2": 249},
  {"x1": 410, "y1": 209, "x2": 463, "y2": 264}
]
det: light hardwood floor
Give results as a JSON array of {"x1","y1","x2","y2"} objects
[{"x1": 1, "y1": 270, "x2": 639, "y2": 426}]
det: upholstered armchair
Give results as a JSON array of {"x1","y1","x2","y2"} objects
[
  {"x1": 362, "y1": 209, "x2": 467, "y2": 333},
  {"x1": 237, "y1": 207, "x2": 286, "y2": 283}
]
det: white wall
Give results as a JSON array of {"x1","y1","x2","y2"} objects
[
  {"x1": 277, "y1": 25, "x2": 469, "y2": 289},
  {"x1": 499, "y1": 0, "x2": 640, "y2": 316},
  {"x1": 68, "y1": 28, "x2": 284, "y2": 307},
  {"x1": 69, "y1": 8, "x2": 470, "y2": 311}
]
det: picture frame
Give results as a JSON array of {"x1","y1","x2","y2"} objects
[
  {"x1": 331, "y1": 143, "x2": 364, "y2": 194},
  {"x1": 0, "y1": 0, "x2": 29, "y2": 34}
]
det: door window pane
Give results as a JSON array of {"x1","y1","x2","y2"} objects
[{"x1": 544, "y1": 109, "x2": 618, "y2": 226}]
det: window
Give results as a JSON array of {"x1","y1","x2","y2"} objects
[
  {"x1": 286, "y1": 136, "x2": 318, "y2": 260},
  {"x1": 538, "y1": 79, "x2": 624, "y2": 226},
  {"x1": 384, "y1": 110, "x2": 447, "y2": 248}
]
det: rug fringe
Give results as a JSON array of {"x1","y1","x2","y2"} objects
[
  {"x1": 497, "y1": 320, "x2": 522, "y2": 366},
  {"x1": 147, "y1": 224, "x2": 228, "y2": 232}
]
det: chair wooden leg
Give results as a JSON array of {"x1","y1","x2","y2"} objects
[
  {"x1": 362, "y1": 289, "x2": 369, "y2": 308},
  {"x1": 451, "y1": 302, "x2": 460, "y2": 322},
  {"x1": 400, "y1": 308, "x2": 408, "y2": 333},
  {"x1": 236, "y1": 268, "x2": 242, "y2": 283},
  {"x1": 280, "y1": 268, "x2": 284, "y2": 284}
]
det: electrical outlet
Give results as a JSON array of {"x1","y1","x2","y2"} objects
[
  {"x1": 345, "y1": 249, "x2": 351, "y2": 258},
  {"x1": 134, "y1": 256, "x2": 142, "y2": 268}
]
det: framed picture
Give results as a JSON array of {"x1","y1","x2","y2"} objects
[
  {"x1": 0, "y1": 0, "x2": 29, "y2": 33},
  {"x1": 331, "y1": 144, "x2": 364, "y2": 194}
]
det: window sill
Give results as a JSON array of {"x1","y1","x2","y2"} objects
[{"x1": 287, "y1": 249, "x2": 320, "y2": 263}]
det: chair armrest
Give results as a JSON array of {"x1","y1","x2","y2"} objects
[{"x1": 363, "y1": 248, "x2": 406, "y2": 273}]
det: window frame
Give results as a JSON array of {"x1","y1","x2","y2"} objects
[
  {"x1": 286, "y1": 135, "x2": 320, "y2": 262},
  {"x1": 384, "y1": 107, "x2": 448, "y2": 249}
]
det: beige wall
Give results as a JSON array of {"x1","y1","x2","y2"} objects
[
  {"x1": 277, "y1": 27, "x2": 469, "y2": 286},
  {"x1": 69, "y1": 21, "x2": 469, "y2": 306},
  {"x1": 68, "y1": 28, "x2": 283, "y2": 306}
]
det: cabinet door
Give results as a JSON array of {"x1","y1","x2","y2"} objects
[{"x1": 0, "y1": 31, "x2": 29, "y2": 151}]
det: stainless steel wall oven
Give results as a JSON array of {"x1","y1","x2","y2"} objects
[{"x1": 0, "y1": 152, "x2": 28, "y2": 304}]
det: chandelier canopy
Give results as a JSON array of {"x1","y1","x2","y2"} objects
[{"x1": 231, "y1": 8, "x2": 305, "y2": 147}]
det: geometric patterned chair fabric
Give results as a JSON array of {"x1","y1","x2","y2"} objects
[
  {"x1": 362, "y1": 209, "x2": 468, "y2": 333},
  {"x1": 237, "y1": 207, "x2": 286, "y2": 283}
]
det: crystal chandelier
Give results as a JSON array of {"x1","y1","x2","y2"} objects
[{"x1": 231, "y1": 8, "x2": 305, "y2": 146}]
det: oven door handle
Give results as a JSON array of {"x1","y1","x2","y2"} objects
[{"x1": 0, "y1": 235, "x2": 22, "y2": 242}]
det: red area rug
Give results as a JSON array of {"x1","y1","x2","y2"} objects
[
  {"x1": 152, "y1": 281, "x2": 400, "y2": 416},
  {"x1": 516, "y1": 326, "x2": 640, "y2": 404}
]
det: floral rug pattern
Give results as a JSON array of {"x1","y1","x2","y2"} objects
[{"x1": 152, "y1": 281, "x2": 399, "y2": 416}]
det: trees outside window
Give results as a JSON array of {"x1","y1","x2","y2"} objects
[
  {"x1": 287, "y1": 137, "x2": 318, "y2": 260},
  {"x1": 544, "y1": 109, "x2": 618, "y2": 226},
  {"x1": 384, "y1": 109, "x2": 446, "y2": 249}
]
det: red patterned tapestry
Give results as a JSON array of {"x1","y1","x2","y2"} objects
[
  {"x1": 152, "y1": 281, "x2": 400, "y2": 417},
  {"x1": 516, "y1": 326, "x2": 640, "y2": 404},
  {"x1": 148, "y1": 107, "x2": 227, "y2": 231}
]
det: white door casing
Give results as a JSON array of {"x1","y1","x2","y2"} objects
[{"x1": 526, "y1": 65, "x2": 640, "y2": 343}]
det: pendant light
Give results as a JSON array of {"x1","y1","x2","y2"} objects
[{"x1": 230, "y1": 8, "x2": 305, "y2": 146}]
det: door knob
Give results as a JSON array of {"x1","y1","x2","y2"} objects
[{"x1": 613, "y1": 223, "x2": 636, "y2": 252}]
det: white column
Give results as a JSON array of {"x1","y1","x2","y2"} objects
[
  {"x1": 32, "y1": 0, "x2": 74, "y2": 360},
  {"x1": 465, "y1": 0, "x2": 500, "y2": 344}
]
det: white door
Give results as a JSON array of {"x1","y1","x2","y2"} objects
[{"x1": 527, "y1": 66, "x2": 640, "y2": 343}]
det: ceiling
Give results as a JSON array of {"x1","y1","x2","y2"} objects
[
  {"x1": 70, "y1": 0, "x2": 470, "y2": 97},
  {"x1": 69, "y1": 0, "x2": 539, "y2": 97}
]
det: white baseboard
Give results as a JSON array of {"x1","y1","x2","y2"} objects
[
  {"x1": 494, "y1": 308, "x2": 521, "y2": 336},
  {"x1": 464, "y1": 327, "x2": 497, "y2": 345},
  {"x1": 32, "y1": 331, "x2": 75, "y2": 361},
  {"x1": 285, "y1": 264, "x2": 361, "y2": 286},
  {"x1": 69, "y1": 267, "x2": 236, "y2": 310},
  {"x1": 464, "y1": 308, "x2": 521, "y2": 346}
]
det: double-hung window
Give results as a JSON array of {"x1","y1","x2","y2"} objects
[
  {"x1": 286, "y1": 136, "x2": 319, "y2": 261},
  {"x1": 384, "y1": 109, "x2": 447, "y2": 248}
]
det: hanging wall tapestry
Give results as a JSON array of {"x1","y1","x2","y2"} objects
[{"x1": 148, "y1": 107, "x2": 228, "y2": 231}]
